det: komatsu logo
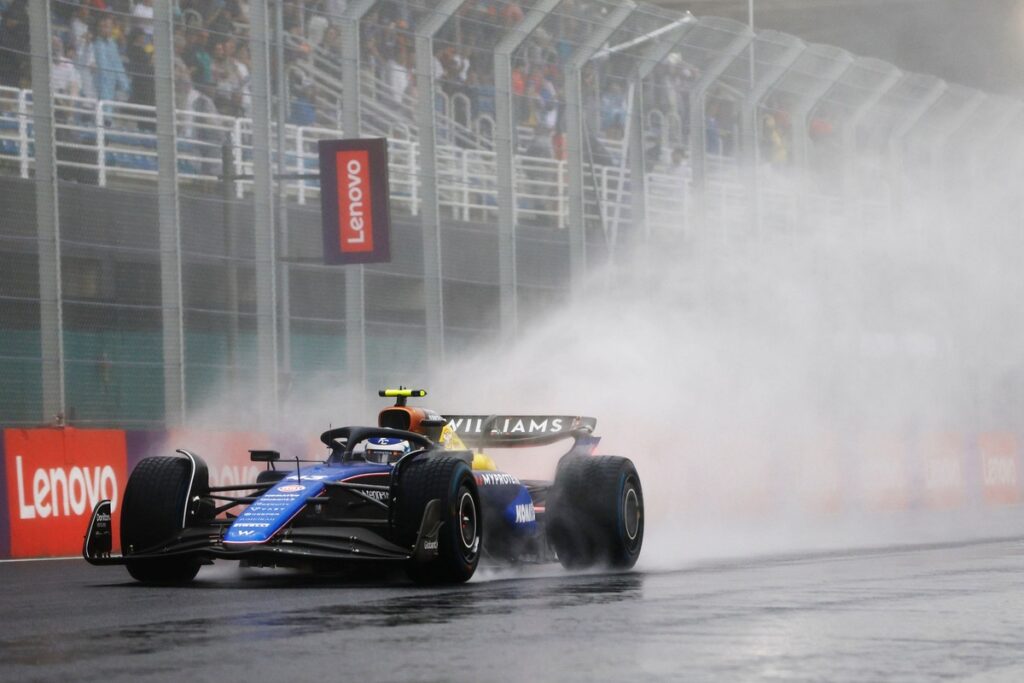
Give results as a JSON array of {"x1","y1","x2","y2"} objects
[{"x1": 514, "y1": 503, "x2": 535, "y2": 524}]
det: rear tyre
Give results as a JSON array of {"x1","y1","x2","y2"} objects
[
  {"x1": 121, "y1": 456, "x2": 204, "y2": 584},
  {"x1": 394, "y1": 457, "x2": 481, "y2": 584},
  {"x1": 547, "y1": 456, "x2": 644, "y2": 570}
]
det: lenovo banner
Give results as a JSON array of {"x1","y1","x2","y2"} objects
[
  {"x1": 319, "y1": 138, "x2": 392, "y2": 265},
  {"x1": 5, "y1": 428, "x2": 128, "y2": 558}
]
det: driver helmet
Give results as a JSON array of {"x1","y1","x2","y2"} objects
[{"x1": 364, "y1": 437, "x2": 411, "y2": 465}]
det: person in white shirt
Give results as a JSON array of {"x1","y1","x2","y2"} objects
[
  {"x1": 51, "y1": 36, "x2": 81, "y2": 100},
  {"x1": 132, "y1": 0, "x2": 155, "y2": 38}
]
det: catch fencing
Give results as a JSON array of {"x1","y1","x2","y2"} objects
[{"x1": 0, "y1": 0, "x2": 1021, "y2": 428}]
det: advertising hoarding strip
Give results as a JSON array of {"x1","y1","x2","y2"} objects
[
  {"x1": 0, "y1": 430, "x2": 8, "y2": 559},
  {"x1": 1, "y1": 427, "x2": 1024, "y2": 559}
]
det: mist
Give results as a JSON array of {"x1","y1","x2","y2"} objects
[
  {"x1": 422, "y1": 154, "x2": 1024, "y2": 568},
  {"x1": 177, "y1": 135, "x2": 1024, "y2": 572}
]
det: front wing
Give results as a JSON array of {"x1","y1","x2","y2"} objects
[{"x1": 83, "y1": 499, "x2": 444, "y2": 567}]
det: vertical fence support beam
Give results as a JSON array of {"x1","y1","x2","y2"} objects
[
  {"x1": 415, "y1": 0, "x2": 464, "y2": 378},
  {"x1": 153, "y1": 0, "x2": 185, "y2": 425},
  {"x1": 274, "y1": 0, "x2": 292, "y2": 400},
  {"x1": 840, "y1": 63, "x2": 901, "y2": 213},
  {"x1": 889, "y1": 81, "x2": 947, "y2": 167},
  {"x1": 341, "y1": 0, "x2": 376, "y2": 400},
  {"x1": 790, "y1": 53, "x2": 853, "y2": 169},
  {"x1": 888, "y1": 79, "x2": 946, "y2": 227},
  {"x1": 565, "y1": 2, "x2": 634, "y2": 296},
  {"x1": 688, "y1": 31, "x2": 752, "y2": 235},
  {"x1": 739, "y1": 37, "x2": 805, "y2": 240},
  {"x1": 494, "y1": 0, "x2": 563, "y2": 341},
  {"x1": 249, "y1": 0, "x2": 279, "y2": 418},
  {"x1": 27, "y1": 0, "x2": 65, "y2": 424},
  {"x1": 628, "y1": 19, "x2": 696, "y2": 240}
]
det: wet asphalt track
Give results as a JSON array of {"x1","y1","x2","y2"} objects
[{"x1": 4, "y1": 540, "x2": 1024, "y2": 682}]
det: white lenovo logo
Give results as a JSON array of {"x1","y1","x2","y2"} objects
[
  {"x1": 346, "y1": 158, "x2": 366, "y2": 244},
  {"x1": 15, "y1": 455, "x2": 119, "y2": 520}
]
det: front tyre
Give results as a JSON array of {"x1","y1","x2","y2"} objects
[
  {"x1": 547, "y1": 456, "x2": 644, "y2": 570},
  {"x1": 394, "y1": 457, "x2": 481, "y2": 584},
  {"x1": 121, "y1": 455, "x2": 204, "y2": 584}
]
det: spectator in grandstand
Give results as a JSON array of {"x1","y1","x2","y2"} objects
[
  {"x1": 184, "y1": 28, "x2": 213, "y2": 87},
  {"x1": 51, "y1": 36, "x2": 82, "y2": 100},
  {"x1": 68, "y1": 4, "x2": 93, "y2": 56},
  {"x1": 132, "y1": 0, "x2": 155, "y2": 40},
  {"x1": 319, "y1": 23, "x2": 341, "y2": 59},
  {"x1": 288, "y1": 66, "x2": 317, "y2": 126},
  {"x1": 527, "y1": 65, "x2": 558, "y2": 131},
  {"x1": 523, "y1": 122, "x2": 556, "y2": 215},
  {"x1": 762, "y1": 113, "x2": 787, "y2": 165},
  {"x1": 667, "y1": 147, "x2": 688, "y2": 176},
  {"x1": 90, "y1": 15, "x2": 131, "y2": 102},
  {"x1": 600, "y1": 81, "x2": 627, "y2": 138},
  {"x1": 467, "y1": 66, "x2": 494, "y2": 118},
  {"x1": 387, "y1": 49, "x2": 412, "y2": 106},
  {"x1": 285, "y1": 20, "x2": 313, "y2": 65},
  {"x1": 176, "y1": 67, "x2": 222, "y2": 174},
  {"x1": 306, "y1": 1, "x2": 329, "y2": 48},
  {"x1": 126, "y1": 28, "x2": 155, "y2": 109},
  {"x1": 0, "y1": 0, "x2": 29, "y2": 88},
  {"x1": 211, "y1": 37, "x2": 245, "y2": 116}
]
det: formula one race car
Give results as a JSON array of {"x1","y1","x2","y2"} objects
[{"x1": 83, "y1": 389, "x2": 644, "y2": 584}]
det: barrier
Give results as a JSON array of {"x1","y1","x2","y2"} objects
[{"x1": 1, "y1": 425, "x2": 1022, "y2": 559}]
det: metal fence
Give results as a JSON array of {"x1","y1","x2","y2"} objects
[{"x1": 0, "y1": 0, "x2": 1021, "y2": 428}]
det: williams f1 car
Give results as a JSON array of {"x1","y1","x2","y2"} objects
[{"x1": 83, "y1": 389, "x2": 644, "y2": 584}]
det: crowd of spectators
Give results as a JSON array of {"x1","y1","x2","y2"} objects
[{"x1": 0, "y1": 0, "x2": 802, "y2": 173}]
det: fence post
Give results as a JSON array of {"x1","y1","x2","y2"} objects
[
  {"x1": 493, "y1": 2, "x2": 563, "y2": 340},
  {"x1": 627, "y1": 16, "x2": 696, "y2": 241},
  {"x1": 688, "y1": 23, "x2": 753, "y2": 239},
  {"x1": 249, "y1": 0, "x2": 280, "y2": 419},
  {"x1": 17, "y1": 89, "x2": 29, "y2": 178},
  {"x1": 27, "y1": 0, "x2": 66, "y2": 424},
  {"x1": 154, "y1": 0, "x2": 186, "y2": 425},
  {"x1": 95, "y1": 100, "x2": 106, "y2": 187},
  {"x1": 340, "y1": 0, "x2": 376, "y2": 404},
  {"x1": 297, "y1": 126, "x2": 307, "y2": 205},
  {"x1": 565, "y1": 2, "x2": 635, "y2": 296},
  {"x1": 414, "y1": 0, "x2": 463, "y2": 379}
]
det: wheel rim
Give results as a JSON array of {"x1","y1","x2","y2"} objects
[
  {"x1": 458, "y1": 489, "x2": 479, "y2": 558},
  {"x1": 623, "y1": 481, "x2": 641, "y2": 543}
]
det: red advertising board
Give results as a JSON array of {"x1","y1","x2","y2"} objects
[
  {"x1": 919, "y1": 432, "x2": 966, "y2": 509},
  {"x1": 978, "y1": 432, "x2": 1020, "y2": 505},
  {"x1": 5, "y1": 428, "x2": 127, "y2": 558},
  {"x1": 859, "y1": 433, "x2": 910, "y2": 511},
  {"x1": 319, "y1": 138, "x2": 391, "y2": 265}
]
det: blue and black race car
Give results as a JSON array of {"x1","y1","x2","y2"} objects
[{"x1": 83, "y1": 389, "x2": 644, "y2": 584}]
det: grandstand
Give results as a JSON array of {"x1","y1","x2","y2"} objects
[{"x1": 0, "y1": 0, "x2": 1020, "y2": 428}]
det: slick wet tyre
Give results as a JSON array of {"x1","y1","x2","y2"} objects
[
  {"x1": 121, "y1": 456, "x2": 203, "y2": 584},
  {"x1": 395, "y1": 457, "x2": 481, "y2": 584},
  {"x1": 547, "y1": 456, "x2": 644, "y2": 570}
]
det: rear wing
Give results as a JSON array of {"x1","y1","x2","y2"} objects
[{"x1": 443, "y1": 415, "x2": 597, "y2": 448}]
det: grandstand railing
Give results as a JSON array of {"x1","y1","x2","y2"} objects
[{"x1": 2, "y1": 84, "x2": 695, "y2": 237}]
